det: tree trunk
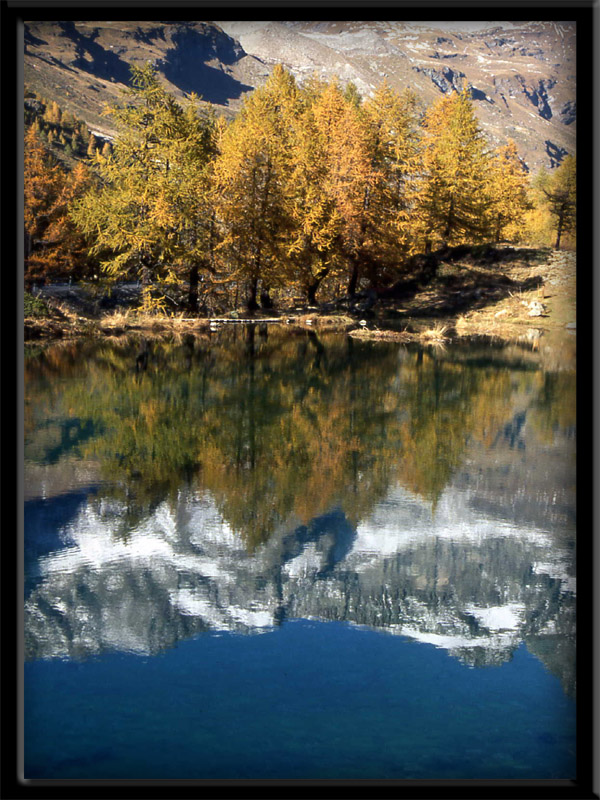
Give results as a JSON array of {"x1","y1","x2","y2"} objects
[
  {"x1": 348, "y1": 261, "x2": 359, "y2": 298},
  {"x1": 307, "y1": 260, "x2": 329, "y2": 305},
  {"x1": 247, "y1": 276, "x2": 259, "y2": 312},
  {"x1": 443, "y1": 196, "x2": 454, "y2": 242},
  {"x1": 188, "y1": 265, "x2": 199, "y2": 314},
  {"x1": 245, "y1": 323, "x2": 257, "y2": 358},
  {"x1": 260, "y1": 284, "x2": 274, "y2": 309},
  {"x1": 307, "y1": 281, "x2": 319, "y2": 305},
  {"x1": 140, "y1": 255, "x2": 152, "y2": 287},
  {"x1": 554, "y1": 212, "x2": 564, "y2": 250}
]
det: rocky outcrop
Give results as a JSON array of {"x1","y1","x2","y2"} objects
[{"x1": 412, "y1": 65, "x2": 466, "y2": 94}]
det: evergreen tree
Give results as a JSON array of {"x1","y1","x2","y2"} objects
[
  {"x1": 71, "y1": 129, "x2": 82, "y2": 154},
  {"x1": 343, "y1": 81, "x2": 363, "y2": 108},
  {"x1": 79, "y1": 122, "x2": 91, "y2": 146}
]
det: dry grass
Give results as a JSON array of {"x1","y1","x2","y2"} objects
[
  {"x1": 99, "y1": 309, "x2": 132, "y2": 328},
  {"x1": 453, "y1": 290, "x2": 546, "y2": 339},
  {"x1": 420, "y1": 323, "x2": 450, "y2": 343}
]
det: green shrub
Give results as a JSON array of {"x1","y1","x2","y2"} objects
[{"x1": 24, "y1": 292, "x2": 50, "y2": 318}]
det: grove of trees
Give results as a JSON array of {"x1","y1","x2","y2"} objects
[{"x1": 24, "y1": 63, "x2": 576, "y2": 310}]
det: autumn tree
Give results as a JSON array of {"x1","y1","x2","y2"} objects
[
  {"x1": 86, "y1": 134, "x2": 97, "y2": 157},
  {"x1": 212, "y1": 65, "x2": 298, "y2": 310},
  {"x1": 534, "y1": 155, "x2": 576, "y2": 250},
  {"x1": 25, "y1": 126, "x2": 63, "y2": 284},
  {"x1": 71, "y1": 63, "x2": 217, "y2": 311},
  {"x1": 488, "y1": 139, "x2": 530, "y2": 242},
  {"x1": 415, "y1": 88, "x2": 492, "y2": 252},
  {"x1": 283, "y1": 85, "x2": 344, "y2": 304},
  {"x1": 44, "y1": 100, "x2": 61, "y2": 125},
  {"x1": 24, "y1": 127, "x2": 95, "y2": 285},
  {"x1": 311, "y1": 79, "x2": 374, "y2": 296},
  {"x1": 361, "y1": 82, "x2": 422, "y2": 275}
]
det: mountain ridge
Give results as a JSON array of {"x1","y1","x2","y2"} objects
[{"x1": 24, "y1": 19, "x2": 576, "y2": 172}]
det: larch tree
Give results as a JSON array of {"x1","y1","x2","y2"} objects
[
  {"x1": 212, "y1": 65, "x2": 297, "y2": 310},
  {"x1": 86, "y1": 134, "x2": 97, "y2": 157},
  {"x1": 415, "y1": 88, "x2": 492, "y2": 252},
  {"x1": 71, "y1": 64, "x2": 217, "y2": 312},
  {"x1": 362, "y1": 82, "x2": 423, "y2": 276},
  {"x1": 284, "y1": 88, "x2": 344, "y2": 304},
  {"x1": 25, "y1": 126, "x2": 63, "y2": 283},
  {"x1": 24, "y1": 127, "x2": 94, "y2": 285},
  {"x1": 488, "y1": 139, "x2": 530, "y2": 242},
  {"x1": 534, "y1": 155, "x2": 576, "y2": 250},
  {"x1": 311, "y1": 79, "x2": 374, "y2": 297}
]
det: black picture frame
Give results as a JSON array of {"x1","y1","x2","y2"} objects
[{"x1": 4, "y1": 1, "x2": 595, "y2": 797}]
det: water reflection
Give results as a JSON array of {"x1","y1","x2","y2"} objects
[{"x1": 24, "y1": 330, "x2": 576, "y2": 696}]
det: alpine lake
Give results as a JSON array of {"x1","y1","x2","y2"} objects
[{"x1": 24, "y1": 325, "x2": 576, "y2": 781}]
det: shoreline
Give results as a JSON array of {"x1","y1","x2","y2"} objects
[{"x1": 24, "y1": 246, "x2": 576, "y2": 358}]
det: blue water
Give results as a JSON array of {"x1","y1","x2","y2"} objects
[
  {"x1": 24, "y1": 334, "x2": 577, "y2": 780},
  {"x1": 24, "y1": 619, "x2": 575, "y2": 780}
]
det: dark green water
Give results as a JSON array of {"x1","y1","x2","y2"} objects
[{"x1": 24, "y1": 327, "x2": 576, "y2": 779}]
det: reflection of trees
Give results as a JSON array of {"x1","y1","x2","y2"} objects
[{"x1": 25, "y1": 332, "x2": 576, "y2": 549}]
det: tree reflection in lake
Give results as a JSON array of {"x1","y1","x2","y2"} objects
[{"x1": 24, "y1": 329, "x2": 576, "y2": 704}]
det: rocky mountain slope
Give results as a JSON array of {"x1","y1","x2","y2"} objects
[
  {"x1": 24, "y1": 19, "x2": 575, "y2": 171},
  {"x1": 24, "y1": 20, "x2": 269, "y2": 136}
]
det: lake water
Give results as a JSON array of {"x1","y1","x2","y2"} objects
[{"x1": 23, "y1": 327, "x2": 576, "y2": 780}]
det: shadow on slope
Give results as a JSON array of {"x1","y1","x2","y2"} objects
[
  {"x1": 162, "y1": 25, "x2": 253, "y2": 104},
  {"x1": 58, "y1": 21, "x2": 133, "y2": 85}
]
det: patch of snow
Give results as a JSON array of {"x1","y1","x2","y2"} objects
[
  {"x1": 398, "y1": 625, "x2": 517, "y2": 651},
  {"x1": 464, "y1": 603, "x2": 526, "y2": 631},
  {"x1": 283, "y1": 542, "x2": 324, "y2": 577},
  {"x1": 229, "y1": 607, "x2": 274, "y2": 628},
  {"x1": 170, "y1": 589, "x2": 221, "y2": 621}
]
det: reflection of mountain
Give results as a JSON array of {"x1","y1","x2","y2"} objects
[{"x1": 24, "y1": 480, "x2": 575, "y2": 696}]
